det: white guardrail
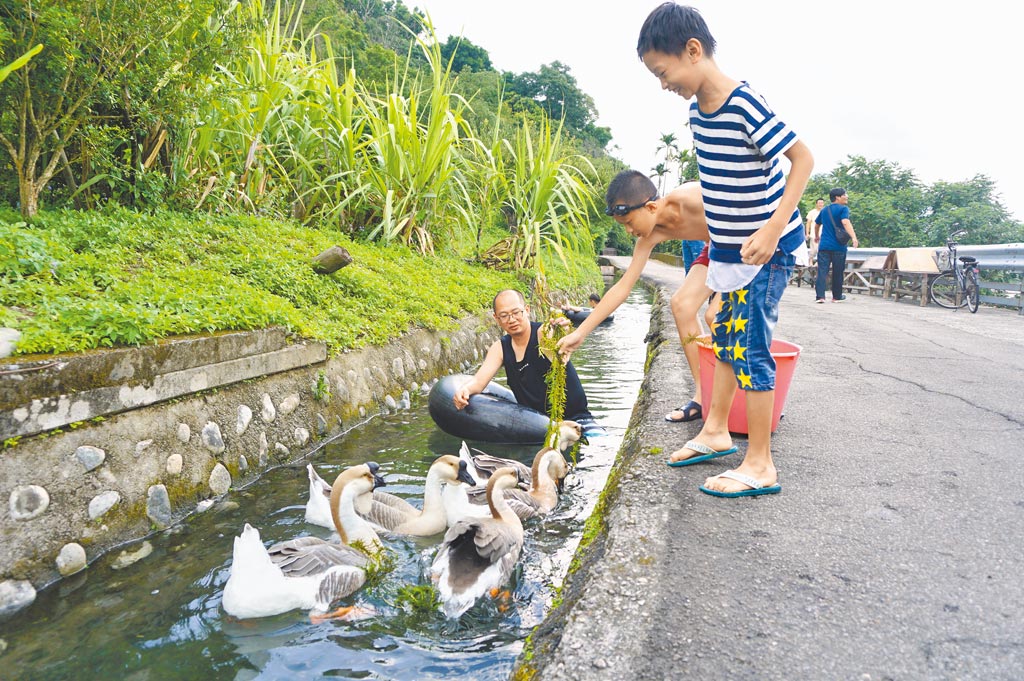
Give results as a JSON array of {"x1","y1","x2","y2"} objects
[
  {"x1": 847, "y1": 243, "x2": 1024, "y2": 314},
  {"x1": 849, "y1": 243, "x2": 1024, "y2": 272}
]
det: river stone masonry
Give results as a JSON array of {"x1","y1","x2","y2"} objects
[{"x1": 0, "y1": 317, "x2": 498, "y2": 610}]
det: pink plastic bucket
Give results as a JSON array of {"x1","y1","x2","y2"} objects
[{"x1": 697, "y1": 336, "x2": 802, "y2": 434}]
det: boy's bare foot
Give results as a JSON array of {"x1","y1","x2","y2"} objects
[
  {"x1": 667, "y1": 434, "x2": 736, "y2": 465},
  {"x1": 701, "y1": 462, "x2": 779, "y2": 497}
]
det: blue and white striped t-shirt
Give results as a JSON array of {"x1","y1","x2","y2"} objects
[{"x1": 689, "y1": 83, "x2": 805, "y2": 266}]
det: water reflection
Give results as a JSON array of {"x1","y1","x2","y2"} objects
[{"x1": 1, "y1": 283, "x2": 651, "y2": 680}]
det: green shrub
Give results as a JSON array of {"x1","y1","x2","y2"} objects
[{"x1": 1, "y1": 207, "x2": 539, "y2": 355}]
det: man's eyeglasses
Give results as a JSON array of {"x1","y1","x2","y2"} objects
[
  {"x1": 605, "y1": 194, "x2": 657, "y2": 217},
  {"x1": 496, "y1": 309, "x2": 525, "y2": 322}
]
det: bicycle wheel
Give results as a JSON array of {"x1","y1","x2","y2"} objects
[
  {"x1": 965, "y1": 268, "x2": 980, "y2": 313},
  {"x1": 930, "y1": 272, "x2": 963, "y2": 309}
]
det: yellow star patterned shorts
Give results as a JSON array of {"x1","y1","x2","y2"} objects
[{"x1": 710, "y1": 252, "x2": 795, "y2": 391}]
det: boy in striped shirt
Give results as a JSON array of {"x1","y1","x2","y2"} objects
[{"x1": 637, "y1": 3, "x2": 814, "y2": 497}]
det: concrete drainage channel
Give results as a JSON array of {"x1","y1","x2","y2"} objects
[{"x1": 0, "y1": 318, "x2": 498, "y2": 619}]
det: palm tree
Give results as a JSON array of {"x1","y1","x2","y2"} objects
[
  {"x1": 656, "y1": 132, "x2": 678, "y2": 160},
  {"x1": 676, "y1": 147, "x2": 698, "y2": 183},
  {"x1": 650, "y1": 162, "x2": 669, "y2": 195},
  {"x1": 654, "y1": 132, "x2": 681, "y2": 194}
]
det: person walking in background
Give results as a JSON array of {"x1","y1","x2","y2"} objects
[
  {"x1": 814, "y1": 188, "x2": 859, "y2": 303},
  {"x1": 626, "y1": 3, "x2": 813, "y2": 497},
  {"x1": 805, "y1": 197, "x2": 825, "y2": 264}
]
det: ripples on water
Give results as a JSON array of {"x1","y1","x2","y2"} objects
[{"x1": 2, "y1": 284, "x2": 651, "y2": 680}]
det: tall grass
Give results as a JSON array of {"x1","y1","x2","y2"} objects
[
  {"x1": 174, "y1": 0, "x2": 594, "y2": 263},
  {"x1": 181, "y1": 0, "x2": 321, "y2": 212},
  {"x1": 496, "y1": 118, "x2": 596, "y2": 270},
  {"x1": 357, "y1": 31, "x2": 470, "y2": 254}
]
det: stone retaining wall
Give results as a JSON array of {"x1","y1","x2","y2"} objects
[{"x1": 0, "y1": 317, "x2": 497, "y2": 617}]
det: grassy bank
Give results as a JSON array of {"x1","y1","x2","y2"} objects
[{"x1": 0, "y1": 208, "x2": 603, "y2": 357}]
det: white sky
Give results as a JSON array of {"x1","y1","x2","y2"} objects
[{"x1": 413, "y1": 0, "x2": 1023, "y2": 221}]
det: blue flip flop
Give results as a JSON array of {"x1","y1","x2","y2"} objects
[
  {"x1": 699, "y1": 470, "x2": 781, "y2": 497},
  {"x1": 666, "y1": 440, "x2": 738, "y2": 467}
]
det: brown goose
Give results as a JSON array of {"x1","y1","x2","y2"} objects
[{"x1": 430, "y1": 467, "x2": 525, "y2": 618}]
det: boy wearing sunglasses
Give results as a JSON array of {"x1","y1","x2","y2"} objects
[{"x1": 557, "y1": 171, "x2": 716, "y2": 423}]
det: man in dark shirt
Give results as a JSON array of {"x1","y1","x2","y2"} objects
[
  {"x1": 813, "y1": 187, "x2": 860, "y2": 302},
  {"x1": 453, "y1": 289, "x2": 593, "y2": 424}
]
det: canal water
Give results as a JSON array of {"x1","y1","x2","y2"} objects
[{"x1": 1, "y1": 283, "x2": 652, "y2": 680}]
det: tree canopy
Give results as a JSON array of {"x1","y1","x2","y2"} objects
[
  {"x1": 439, "y1": 34, "x2": 492, "y2": 73},
  {"x1": 804, "y1": 156, "x2": 1023, "y2": 247},
  {"x1": 505, "y1": 61, "x2": 611, "y2": 150},
  {"x1": 0, "y1": 0, "x2": 232, "y2": 216}
]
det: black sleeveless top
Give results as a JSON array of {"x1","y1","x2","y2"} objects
[{"x1": 500, "y1": 322, "x2": 591, "y2": 420}]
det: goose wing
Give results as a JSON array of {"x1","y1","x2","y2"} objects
[
  {"x1": 359, "y1": 495, "x2": 416, "y2": 532},
  {"x1": 268, "y1": 536, "x2": 369, "y2": 577},
  {"x1": 315, "y1": 565, "x2": 367, "y2": 609},
  {"x1": 438, "y1": 518, "x2": 522, "y2": 590},
  {"x1": 267, "y1": 537, "x2": 369, "y2": 608},
  {"x1": 501, "y1": 488, "x2": 545, "y2": 520},
  {"x1": 468, "y1": 449, "x2": 532, "y2": 485},
  {"x1": 372, "y1": 490, "x2": 418, "y2": 514},
  {"x1": 463, "y1": 486, "x2": 543, "y2": 520},
  {"x1": 471, "y1": 518, "x2": 524, "y2": 563}
]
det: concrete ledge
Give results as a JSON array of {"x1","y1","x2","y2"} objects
[
  {"x1": 0, "y1": 328, "x2": 290, "y2": 411},
  {"x1": 2, "y1": 339, "x2": 326, "y2": 440}
]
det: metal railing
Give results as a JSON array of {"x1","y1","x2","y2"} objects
[
  {"x1": 845, "y1": 243, "x2": 1024, "y2": 314},
  {"x1": 848, "y1": 243, "x2": 1024, "y2": 272}
]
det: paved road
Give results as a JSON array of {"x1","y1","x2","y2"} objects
[{"x1": 522, "y1": 257, "x2": 1024, "y2": 680}]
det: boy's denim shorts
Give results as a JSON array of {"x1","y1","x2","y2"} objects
[{"x1": 711, "y1": 251, "x2": 795, "y2": 391}]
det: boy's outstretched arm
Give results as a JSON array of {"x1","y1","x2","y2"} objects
[
  {"x1": 557, "y1": 237, "x2": 656, "y2": 360},
  {"x1": 740, "y1": 140, "x2": 814, "y2": 265}
]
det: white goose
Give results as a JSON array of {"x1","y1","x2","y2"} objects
[
  {"x1": 222, "y1": 462, "x2": 386, "y2": 621},
  {"x1": 305, "y1": 462, "x2": 410, "y2": 530},
  {"x1": 306, "y1": 457, "x2": 476, "y2": 536},
  {"x1": 354, "y1": 455, "x2": 476, "y2": 536},
  {"x1": 304, "y1": 463, "x2": 335, "y2": 529},
  {"x1": 430, "y1": 467, "x2": 525, "y2": 618}
]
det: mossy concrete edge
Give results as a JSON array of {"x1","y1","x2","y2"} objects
[{"x1": 512, "y1": 280, "x2": 673, "y2": 680}]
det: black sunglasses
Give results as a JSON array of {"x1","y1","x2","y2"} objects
[{"x1": 605, "y1": 194, "x2": 657, "y2": 217}]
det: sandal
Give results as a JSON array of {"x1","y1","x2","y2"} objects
[{"x1": 664, "y1": 399, "x2": 701, "y2": 423}]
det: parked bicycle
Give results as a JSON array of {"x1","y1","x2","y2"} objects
[{"x1": 929, "y1": 229, "x2": 980, "y2": 313}]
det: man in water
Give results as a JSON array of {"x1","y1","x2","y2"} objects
[
  {"x1": 561, "y1": 292, "x2": 602, "y2": 314},
  {"x1": 453, "y1": 289, "x2": 595, "y2": 427}
]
